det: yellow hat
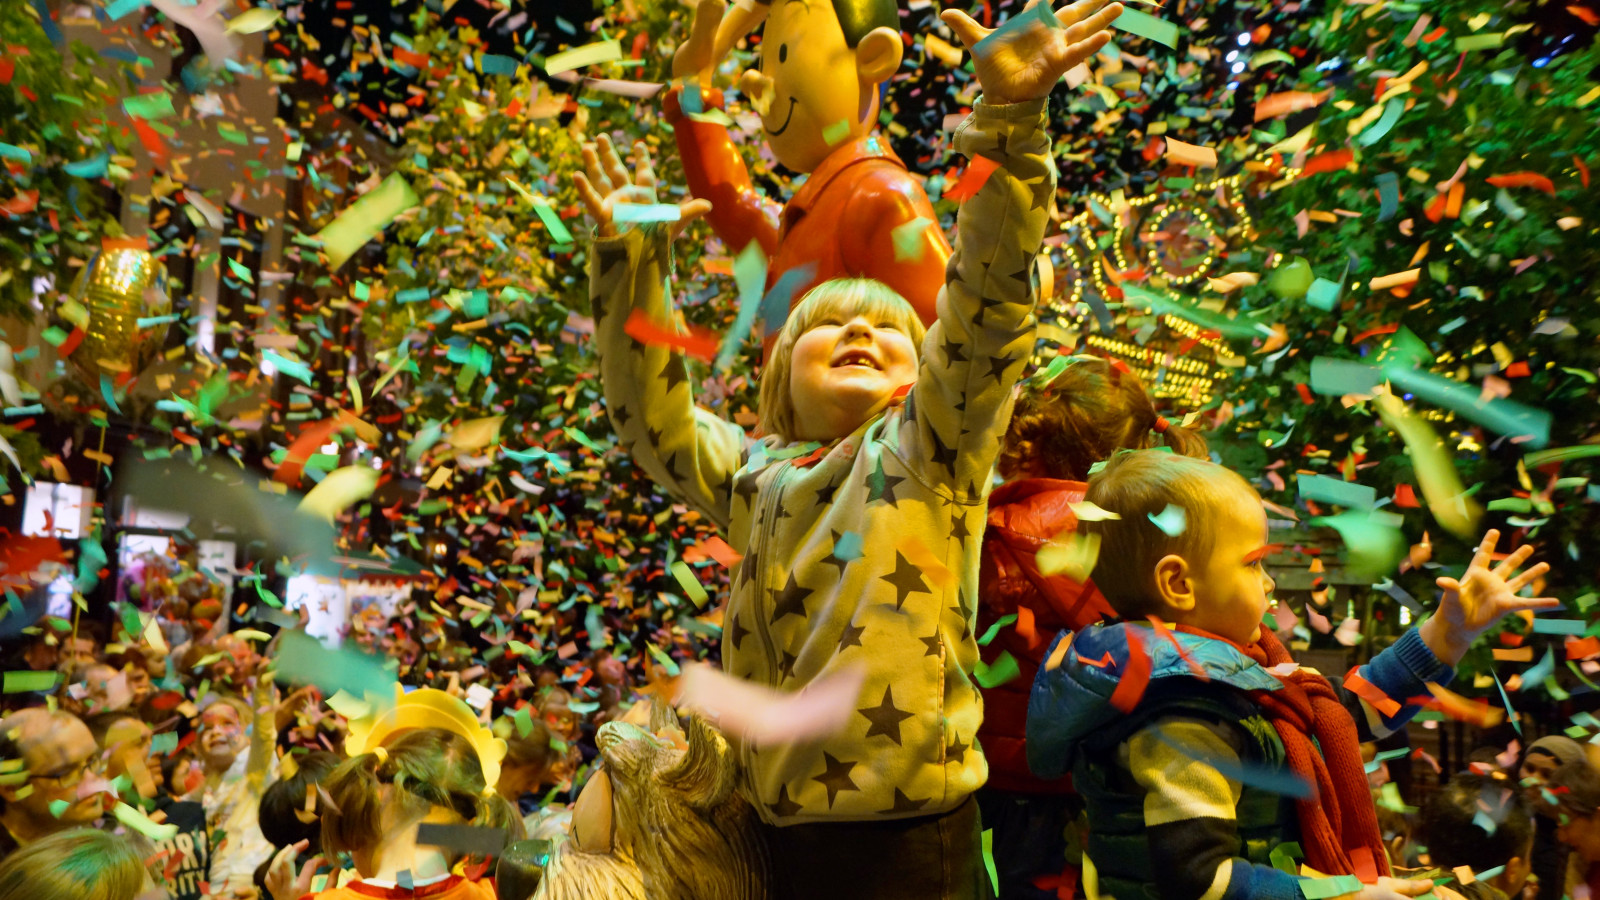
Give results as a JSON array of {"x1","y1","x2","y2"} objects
[{"x1": 344, "y1": 686, "x2": 507, "y2": 789}]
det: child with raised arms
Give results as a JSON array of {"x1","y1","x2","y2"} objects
[
  {"x1": 1028, "y1": 450, "x2": 1557, "y2": 900},
  {"x1": 575, "y1": 0, "x2": 1124, "y2": 894}
]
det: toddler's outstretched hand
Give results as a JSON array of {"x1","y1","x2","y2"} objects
[
  {"x1": 573, "y1": 135, "x2": 711, "y2": 240},
  {"x1": 940, "y1": 0, "x2": 1125, "y2": 106},
  {"x1": 1420, "y1": 529, "x2": 1559, "y2": 666}
]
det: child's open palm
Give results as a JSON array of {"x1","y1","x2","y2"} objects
[
  {"x1": 940, "y1": 0, "x2": 1125, "y2": 106},
  {"x1": 573, "y1": 135, "x2": 711, "y2": 239},
  {"x1": 1421, "y1": 529, "x2": 1559, "y2": 665}
]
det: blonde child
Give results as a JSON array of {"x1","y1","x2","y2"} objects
[
  {"x1": 576, "y1": 1, "x2": 1124, "y2": 894},
  {"x1": 1028, "y1": 450, "x2": 1558, "y2": 900}
]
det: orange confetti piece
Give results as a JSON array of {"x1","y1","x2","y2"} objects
[
  {"x1": 1298, "y1": 148, "x2": 1354, "y2": 178},
  {"x1": 1566, "y1": 636, "x2": 1600, "y2": 660},
  {"x1": 1343, "y1": 668, "x2": 1402, "y2": 717},
  {"x1": 623, "y1": 309, "x2": 719, "y2": 361},
  {"x1": 943, "y1": 156, "x2": 1001, "y2": 203},
  {"x1": 1485, "y1": 172, "x2": 1556, "y2": 195},
  {"x1": 1422, "y1": 683, "x2": 1506, "y2": 728},
  {"x1": 1492, "y1": 646, "x2": 1534, "y2": 662},
  {"x1": 1255, "y1": 90, "x2": 1331, "y2": 122},
  {"x1": 900, "y1": 537, "x2": 954, "y2": 590}
]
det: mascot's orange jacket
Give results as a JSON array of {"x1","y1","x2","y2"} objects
[{"x1": 664, "y1": 86, "x2": 950, "y2": 340}]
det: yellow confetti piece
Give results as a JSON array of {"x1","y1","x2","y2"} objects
[
  {"x1": 225, "y1": 6, "x2": 281, "y2": 33},
  {"x1": 313, "y1": 174, "x2": 419, "y2": 270},
  {"x1": 298, "y1": 466, "x2": 379, "y2": 524},
  {"x1": 1037, "y1": 530, "x2": 1101, "y2": 581},
  {"x1": 1368, "y1": 269, "x2": 1420, "y2": 291},
  {"x1": 1164, "y1": 138, "x2": 1217, "y2": 168},
  {"x1": 543, "y1": 39, "x2": 622, "y2": 76}
]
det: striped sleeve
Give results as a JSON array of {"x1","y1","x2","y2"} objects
[{"x1": 1122, "y1": 718, "x2": 1306, "y2": 900}]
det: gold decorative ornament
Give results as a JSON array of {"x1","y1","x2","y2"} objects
[{"x1": 66, "y1": 246, "x2": 171, "y2": 382}]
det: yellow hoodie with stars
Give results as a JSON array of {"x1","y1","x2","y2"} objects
[{"x1": 590, "y1": 96, "x2": 1055, "y2": 825}]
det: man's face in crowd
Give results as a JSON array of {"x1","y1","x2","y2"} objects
[{"x1": 1, "y1": 716, "x2": 106, "y2": 831}]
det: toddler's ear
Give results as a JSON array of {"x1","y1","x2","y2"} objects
[
  {"x1": 854, "y1": 27, "x2": 903, "y2": 85},
  {"x1": 1153, "y1": 554, "x2": 1195, "y2": 613}
]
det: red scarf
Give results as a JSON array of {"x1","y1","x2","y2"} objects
[{"x1": 1176, "y1": 623, "x2": 1390, "y2": 882}]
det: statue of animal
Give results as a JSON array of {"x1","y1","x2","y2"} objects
[{"x1": 504, "y1": 702, "x2": 770, "y2": 900}]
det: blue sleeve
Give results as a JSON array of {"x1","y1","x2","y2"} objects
[{"x1": 1351, "y1": 626, "x2": 1454, "y2": 740}]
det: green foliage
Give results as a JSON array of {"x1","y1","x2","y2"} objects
[{"x1": 0, "y1": 4, "x2": 133, "y2": 320}]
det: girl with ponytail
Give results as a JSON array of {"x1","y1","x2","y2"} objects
[
  {"x1": 297, "y1": 728, "x2": 523, "y2": 900},
  {"x1": 975, "y1": 354, "x2": 1210, "y2": 899}
]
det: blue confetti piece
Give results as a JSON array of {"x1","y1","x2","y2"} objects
[
  {"x1": 759, "y1": 263, "x2": 816, "y2": 338},
  {"x1": 834, "y1": 531, "x2": 863, "y2": 560},
  {"x1": 1148, "y1": 504, "x2": 1187, "y2": 537}
]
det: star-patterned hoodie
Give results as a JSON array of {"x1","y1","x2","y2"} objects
[{"x1": 589, "y1": 96, "x2": 1054, "y2": 825}]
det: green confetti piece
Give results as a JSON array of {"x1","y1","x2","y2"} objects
[
  {"x1": 274, "y1": 630, "x2": 398, "y2": 701},
  {"x1": 49, "y1": 799, "x2": 71, "y2": 819},
  {"x1": 1113, "y1": 7, "x2": 1181, "y2": 48},
  {"x1": 1356, "y1": 98, "x2": 1405, "y2": 147},
  {"x1": 225, "y1": 256, "x2": 254, "y2": 283},
  {"x1": 313, "y1": 173, "x2": 420, "y2": 270},
  {"x1": 479, "y1": 53, "x2": 520, "y2": 75},
  {"x1": 1270, "y1": 842, "x2": 1303, "y2": 875},
  {"x1": 1530, "y1": 618, "x2": 1586, "y2": 635},
  {"x1": 1297, "y1": 474, "x2": 1376, "y2": 510},
  {"x1": 822, "y1": 119, "x2": 852, "y2": 146},
  {"x1": 150, "y1": 732, "x2": 178, "y2": 755},
  {"x1": 1311, "y1": 510, "x2": 1406, "y2": 580},
  {"x1": 973, "y1": 651, "x2": 1021, "y2": 688},
  {"x1": 1304, "y1": 277, "x2": 1344, "y2": 311},
  {"x1": 3, "y1": 670, "x2": 59, "y2": 693},
  {"x1": 669, "y1": 561, "x2": 709, "y2": 608},
  {"x1": 982, "y1": 828, "x2": 999, "y2": 896},
  {"x1": 611, "y1": 203, "x2": 681, "y2": 224},
  {"x1": 262, "y1": 350, "x2": 314, "y2": 384},
  {"x1": 977, "y1": 614, "x2": 1018, "y2": 647},
  {"x1": 63, "y1": 152, "x2": 109, "y2": 178},
  {"x1": 1147, "y1": 503, "x2": 1188, "y2": 536},
  {"x1": 1455, "y1": 32, "x2": 1505, "y2": 52},
  {"x1": 1492, "y1": 670, "x2": 1521, "y2": 736},
  {"x1": 0, "y1": 144, "x2": 33, "y2": 165},
  {"x1": 1523, "y1": 445, "x2": 1600, "y2": 467},
  {"x1": 1300, "y1": 876, "x2": 1364, "y2": 899},
  {"x1": 105, "y1": 0, "x2": 148, "y2": 19},
  {"x1": 113, "y1": 801, "x2": 178, "y2": 840},
  {"x1": 645, "y1": 642, "x2": 680, "y2": 677},
  {"x1": 531, "y1": 197, "x2": 574, "y2": 245},
  {"x1": 892, "y1": 216, "x2": 935, "y2": 263},
  {"x1": 122, "y1": 91, "x2": 176, "y2": 120}
]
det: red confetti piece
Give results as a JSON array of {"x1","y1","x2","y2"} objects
[
  {"x1": 0, "y1": 190, "x2": 39, "y2": 218},
  {"x1": 1485, "y1": 172, "x2": 1557, "y2": 195},
  {"x1": 943, "y1": 156, "x2": 1001, "y2": 203},
  {"x1": 56, "y1": 327, "x2": 84, "y2": 357},
  {"x1": 1299, "y1": 148, "x2": 1354, "y2": 178},
  {"x1": 623, "y1": 309, "x2": 719, "y2": 361},
  {"x1": 1575, "y1": 156, "x2": 1591, "y2": 188},
  {"x1": 1295, "y1": 383, "x2": 1316, "y2": 405},
  {"x1": 1108, "y1": 627, "x2": 1151, "y2": 713},
  {"x1": 1566, "y1": 636, "x2": 1600, "y2": 660},
  {"x1": 1350, "y1": 322, "x2": 1400, "y2": 344},
  {"x1": 0, "y1": 59, "x2": 12, "y2": 85},
  {"x1": 1393, "y1": 483, "x2": 1420, "y2": 507}
]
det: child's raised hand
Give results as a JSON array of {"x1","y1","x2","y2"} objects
[
  {"x1": 574, "y1": 135, "x2": 712, "y2": 240},
  {"x1": 939, "y1": 0, "x2": 1125, "y2": 106},
  {"x1": 671, "y1": 0, "x2": 725, "y2": 85},
  {"x1": 1420, "y1": 529, "x2": 1559, "y2": 666}
]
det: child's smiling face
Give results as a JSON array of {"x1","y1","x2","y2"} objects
[
  {"x1": 1182, "y1": 482, "x2": 1276, "y2": 646},
  {"x1": 788, "y1": 311, "x2": 918, "y2": 442}
]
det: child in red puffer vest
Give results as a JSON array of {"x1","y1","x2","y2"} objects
[{"x1": 976, "y1": 355, "x2": 1208, "y2": 899}]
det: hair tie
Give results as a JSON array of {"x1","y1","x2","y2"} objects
[
  {"x1": 1153, "y1": 416, "x2": 1170, "y2": 434},
  {"x1": 372, "y1": 747, "x2": 389, "y2": 764}
]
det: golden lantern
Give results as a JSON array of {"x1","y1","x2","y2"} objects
[{"x1": 66, "y1": 247, "x2": 171, "y2": 382}]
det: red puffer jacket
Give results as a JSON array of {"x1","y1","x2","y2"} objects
[{"x1": 976, "y1": 478, "x2": 1117, "y2": 794}]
